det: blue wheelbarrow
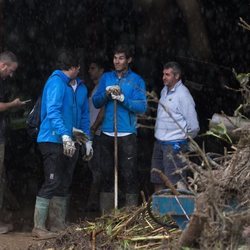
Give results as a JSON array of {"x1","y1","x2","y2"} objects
[{"x1": 147, "y1": 189, "x2": 195, "y2": 230}]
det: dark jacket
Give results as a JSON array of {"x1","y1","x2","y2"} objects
[{"x1": 0, "y1": 79, "x2": 9, "y2": 143}]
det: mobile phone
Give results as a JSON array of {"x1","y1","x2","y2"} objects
[{"x1": 23, "y1": 99, "x2": 32, "y2": 103}]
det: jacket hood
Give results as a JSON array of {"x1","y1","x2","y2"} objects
[{"x1": 51, "y1": 70, "x2": 83, "y2": 86}]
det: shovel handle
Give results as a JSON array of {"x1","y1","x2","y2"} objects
[{"x1": 114, "y1": 99, "x2": 118, "y2": 209}]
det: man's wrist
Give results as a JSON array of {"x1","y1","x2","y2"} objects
[{"x1": 8, "y1": 101, "x2": 16, "y2": 109}]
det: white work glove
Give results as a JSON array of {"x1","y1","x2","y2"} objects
[
  {"x1": 62, "y1": 135, "x2": 76, "y2": 157},
  {"x1": 106, "y1": 85, "x2": 121, "y2": 96},
  {"x1": 111, "y1": 93, "x2": 125, "y2": 102},
  {"x1": 82, "y1": 140, "x2": 93, "y2": 161}
]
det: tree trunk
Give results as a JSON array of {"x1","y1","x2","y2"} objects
[
  {"x1": 176, "y1": 0, "x2": 212, "y2": 60},
  {"x1": 0, "y1": 0, "x2": 3, "y2": 51}
]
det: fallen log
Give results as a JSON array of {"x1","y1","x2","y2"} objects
[
  {"x1": 209, "y1": 113, "x2": 249, "y2": 130},
  {"x1": 209, "y1": 113, "x2": 250, "y2": 140}
]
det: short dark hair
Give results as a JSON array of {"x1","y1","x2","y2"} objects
[
  {"x1": 163, "y1": 61, "x2": 182, "y2": 77},
  {"x1": 113, "y1": 44, "x2": 133, "y2": 59},
  {"x1": 56, "y1": 49, "x2": 80, "y2": 70},
  {"x1": 90, "y1": 57, "x2": 105, "y2": 70},
  {"x1": 0, "y1": 51, "x2": 18, "y2": 64}
]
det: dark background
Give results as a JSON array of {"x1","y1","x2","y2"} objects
[
  {"x1": 0, "y1": 0, "x2": 249, "y2": 223},
  {"x1": 3, "y1": 0, "x2": 250, "y2": 93}
]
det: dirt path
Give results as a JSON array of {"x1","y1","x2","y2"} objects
[{"x1": 0, "y1": 232, "x2": 37, "y2": 250}]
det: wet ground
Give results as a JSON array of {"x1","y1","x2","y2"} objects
[
  {"x1": 0, "y1": 191, "x2": 100, "y2": 250},
  {"x1": 0, "y1": 233, "x2": 34, "y2": 250}
]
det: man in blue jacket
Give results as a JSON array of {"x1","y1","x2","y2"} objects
[
  {"x1": 32, "y1": 50, "x2": 93, "y2": 238},
  {"x1": 92, "y1": 44, "x2": 147, "y2": 212}
]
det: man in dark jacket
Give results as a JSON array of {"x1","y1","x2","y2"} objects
[
  {"x1": 85, "y1": 58, "x2": 105, "y2": 212},
  {"x1": 0, "y1": 51, "x2": 27, "y2": 234}
]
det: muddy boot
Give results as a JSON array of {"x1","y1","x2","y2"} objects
[
  {"x1": 32, "y1": 196, "x2": 57, "y2": 239},
  {"x1": 86, "y1": 184, "x2": 100, "y2": 212},
  {"x1": 125, "y1": 194, "x2": 138, "y2": 207},
  {"x1": 0, "y1": 221, "x2": 13, "y2": 234},
  {"x1": 99, "y1": 192, "x2": 114, "y2": 214},
  {"x1": 48, "y1": 196, "x2": 67, "y2": 232}
]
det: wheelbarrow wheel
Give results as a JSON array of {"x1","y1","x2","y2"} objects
[{"x1": 147, "y1": 195, "x2": 178, "y2": 228}]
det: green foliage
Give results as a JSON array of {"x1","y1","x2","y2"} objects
[
  {"x1": 233, "y1": 69, "x2": 250, "y2": 87},
  {"x1": 121, "y1": 240, "x2": 131, "y2": 249},
  {"x1": 205, "y1": 122, "x2": 232, "y2": 144}
]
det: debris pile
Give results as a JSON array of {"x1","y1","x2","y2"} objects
[
  {"x1": 178, "y1": 57, "x2": 250, "y2": 248},
  {"x1": 181, "y1": 130, "x2": 250, "y2": 249},
  {"x1": 29, "y1": 205, "x2": 181, "y2": 250}
]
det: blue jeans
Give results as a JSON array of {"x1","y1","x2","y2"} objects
[{"x1": 150, "y1": 140, "x2": 188, "y2": 185}]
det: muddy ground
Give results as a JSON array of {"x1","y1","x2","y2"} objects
[
  {"x1": 0, "y1": 193, "x2": 101, "y2": 250},
  {"x1": 0, "y1": 156, "x2": 103, "y2": 250}
]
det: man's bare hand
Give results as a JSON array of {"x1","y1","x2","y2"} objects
[{"x1": 11, "y1": 98, "x2": 26, "y2": 107}]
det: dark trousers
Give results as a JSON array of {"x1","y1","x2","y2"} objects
[
  {"x1": 100, "y1": 133, "x2": 138, "y2": 194},
  {"x1": 88, "y1": 135, "x2": 102, "y2": 184},
  {"x1": 38, "y1": 142, "x2": 79, "y2": 199},
  {"x1": 0, "y1": 143, "x2": 5, "y2": 209}
]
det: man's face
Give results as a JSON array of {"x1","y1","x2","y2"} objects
[
  {"x1": 113, "y1": 53, "x2": 131, "y2": 72},
  {"x1": 69, "y1": 66, "x2": 80, "y2": 79},
  {"x1": 88, "y1": 63, "x2": 103, "y2": 83},
  {"x1": 162, "y1": 68, "x2": 179, "y2": 89},
  {"x1": 0, "y1": 62, "x2": 18, "y2": 79}
]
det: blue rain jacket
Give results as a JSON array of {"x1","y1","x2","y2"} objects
[
  {"x1": 37, "y1": 70, "x2": 90, "y2": 143},
  {"x1": 92, "y1": 69, "x2": 147, "y2": 134}
]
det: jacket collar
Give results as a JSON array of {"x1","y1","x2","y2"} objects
[
  {"x1": 113, "y1": 68, "x2": 132, "y2": 79},
  {"x1": 52, "y1": 70, "x2": 83, "y2": 86},
  {"x1": 165, "y1": 80, "x2": 182, "y2": 93}
]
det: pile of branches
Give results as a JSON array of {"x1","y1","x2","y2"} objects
[
  {"x1": 29, "y1": 204, "x2": 181, "y2": 250},
  {"x1": 181, "y1": 26, "x2": 250, "y2": 246},
  {"x1": 183, "y1": 130, "x2": 250, "y2": 249},
  {"x1": 183, "y1": 64, "x2": 250, "y2": 248}
]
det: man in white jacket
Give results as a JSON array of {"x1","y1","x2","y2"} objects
[{"x1": 151, "y1": 61, "x2": 199, "y2": 191}]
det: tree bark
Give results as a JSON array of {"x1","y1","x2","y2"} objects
[
  {"x1": 176, "y1": 0, "x2": 212, "y2": 60},
  {"x1": 0, "y1": 0, "x2": 4, "y2": 51}
]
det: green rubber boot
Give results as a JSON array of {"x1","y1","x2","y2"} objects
[
  {"x1": 99, "y1": 192, "x2": 114, "y2": 214},
  {"x1": 48, "y1": 196, "x2": 68, "y2": 232},
  {"x1": 125, "y1": 193, "x2": 138, "y2": 207},
  {"x1": 32, "y1": 196, "x2": 57, "y2": 239}
]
